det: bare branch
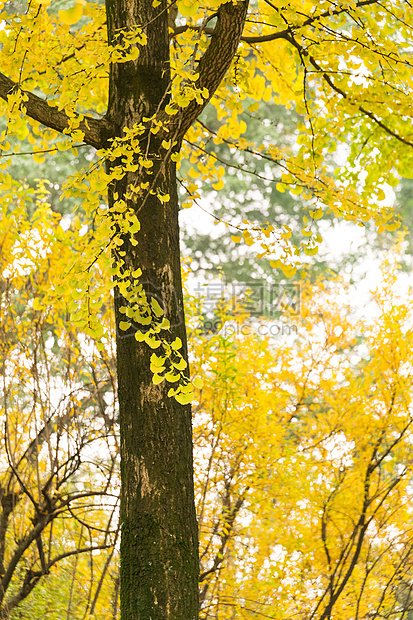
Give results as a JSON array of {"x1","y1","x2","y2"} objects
[
  {"x1": 286, "y1": 34, "x2": 413, "y2": 148},
  {"x1": 172, "y1": 0, "x2": 380, "y2": 44},
  {"x1": 1, "y1": 544, "x2": 112, "y2": 618}
]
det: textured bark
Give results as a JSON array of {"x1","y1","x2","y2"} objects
[
  {"x1": 111, "y1": 167, "x2": 199, "y2": 620},
  {"x1": 106, "y1": 1, "x2": 199, "y2": 618},
  {"x1": 0, "y1": 0, "x2": 249, "y2": 616},
  {"x1": 104, "y1": 0, "x2": 249, "y2": 616}
]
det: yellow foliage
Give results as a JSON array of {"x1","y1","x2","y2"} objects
[
  {"x1": 0, "y1": 0, "x2": 412, "y2": 613},
  {"x1": 2, "y1": 198, "x2": 413, "y2": 619},
  {"x1": 188, "y1": 252, "x2": 413, "y2": 619},
  {"x1": 58, "y1": 2, "x2": 84, "y2": 26}
]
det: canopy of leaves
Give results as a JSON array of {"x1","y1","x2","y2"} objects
[
  {"x1": 3, "y1": 201, "x2": 413, "y2": 619},
  {"x1": 0, "y1": 194, "x2": 119, "y2": 619},
  {"x1": 190, "y1": 251, "x2": 413, "y2": 620},
  {"x1": 1, "y1": 0, "x2": 413, "y2": 616}
]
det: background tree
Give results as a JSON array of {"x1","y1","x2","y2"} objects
[
  {"x1": 0, "y1": 195, "x2": 118, "y2": 619},
  {"x1": 190, "y1": 250, "x2": 413, "y2": 620},
  {"x1": 3, "y1": 194, "x2": 413, "y2": 620}
]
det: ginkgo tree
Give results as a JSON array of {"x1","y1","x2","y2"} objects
[
  {"x1": 191, "y1": 249, "x2": 413, "y2": 620},
  {"x1": 5, "y1": 195, "x2": 413, "y2": 620},
  {"x1": 0, "y1": 0, "x2": 412, "y2": 618}
]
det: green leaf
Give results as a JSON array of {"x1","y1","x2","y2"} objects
[
  {"x1": 180, "y1": 382, "x2": 193, "y2": 394},
  {"x1": 135, "y1": 314, "x2": 152, "y2": 325},
  {"x1": 165, "y1": 371, "x2": 180, "y2": 383},
  {"x1": 171, "y1": 337, "x2": 182, "y2": 351},
  {"x1": 173, "y1": 357, "x2": 187, "y2": 371},
  {"x1": 150, "y1": 353, "x2": 165, "y2": 367},
  {"x1": 151, "y1": 297, "x2": 164, "y2": 317}
]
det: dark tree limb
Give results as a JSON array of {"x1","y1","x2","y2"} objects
[
  {"x1": 0, "y1": 72, "x2": 109, "y2": 149},
  {"x1": 173, "y1": 0, "x2": 249, "y2": 140}
]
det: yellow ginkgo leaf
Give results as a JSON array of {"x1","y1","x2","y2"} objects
[
  {"x1": 175, "y1": 391, "x2": 194, "y2": 405},
  {"x1": 59, "y1": 2, "x2": 84, "y2": 25},
  {"x1": 212, "y1": 179, "x2": 224, "y2": 191},
  {"x1": 192, "y1": 377, "x2": 203, "y2": 389},
  {"x1": 177, "y1": 0, "x2": 199, "y2": 17}
]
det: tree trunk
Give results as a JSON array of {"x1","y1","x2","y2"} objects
[
  {"x1": 105, "y1": 1, "x2": 199, "y2": 618},
  {"x1": 0, "y1": 0, "x2": 245, "y2": 616},
  {"x1": 112, "y1": 166, "x2": 199, "y2": 620}
]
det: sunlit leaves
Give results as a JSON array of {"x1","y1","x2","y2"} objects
[
  {"x1": 0, "y1": 188, "x2": 119, "y2": 618},
  {"x1": 191, "y1": 249, "x2": 413, "y2": 620},
  {"x1": 58, "y1": 1, "x2": 84, "y2": 26},
  {"x1": 0, "y1": 0, "x2": 411, "y2": 410}
]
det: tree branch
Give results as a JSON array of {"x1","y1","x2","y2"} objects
[
  {"x1": 172, "y1": 0, "x2": 380, "y2": 44},
  {"x1": 1, "y1": 519, "x2": 48, "y2": 598},
  {"x1": 0, "y1": 72, "x2": 110, "y2": 149},
  {"x1": 286, "y1": 34, "x2": 413, "y2": 148},
  {"x1": 173, "y1": 0, "x2": 249, "y2": 140},
  {"x1": 1, "y1": 544, "x2": 112, "y2": 617}
]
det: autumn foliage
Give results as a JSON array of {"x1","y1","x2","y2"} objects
[
  {"x1": 2, "y1": 196, "x2": 413, "y2": 618},
  {"x1": 1, "y1": 0, "x2": 413, "y2": 617},
  {"x1": 192, "y1": 255, "x2": 413, "y2": 619}
]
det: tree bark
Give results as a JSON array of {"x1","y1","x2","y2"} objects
[
  {"x1": 109, "y1": 163, "x2": 199, "y2": 619},
  {"x1": 0, "y1": 0, "x2": 249, "y2": 616},
  {"x1": 105, "y1": 1, "x2": 199, "y2": 618},
  {"x1": 112, "y1": 171, "x2": 199, "y2": 620},
  {"x1": 105, "y1": 0, "x2": 249, "y2": 616}
]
